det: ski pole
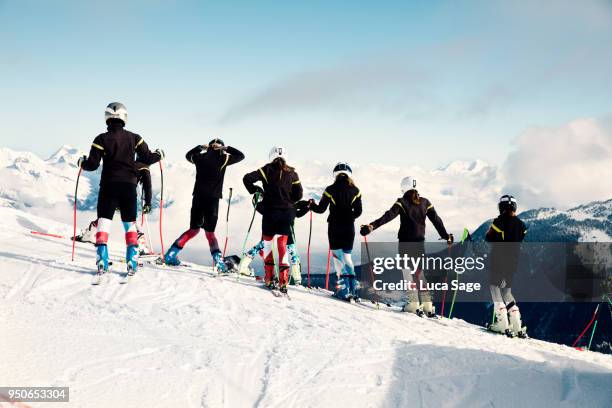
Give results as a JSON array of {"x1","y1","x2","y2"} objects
[
  {"x1": 449, "y1": 229, "x2": 471, "y2": 319},
  {"x1": 307, "y1": 210, "x2": 312, "y2": 288},
  {"x1": 440, "y1": 243, "x2": 451, "y2": 317},
  {"x1": 158, "y1": 160, "x2": 165, "y2": 262},
  {"x1": 587, "y1": 319, "x2": 598, "y2": 351},
  {"x1": 325, "y1": 247, "x2": 331, "y2": 290},
  {"x1": 363, "y1": 235, "x2": 380, "y2": 308},
  {"x1": 71, "y1": 167, "x2": 82, "y2": 262},
  {"x1": 242, "y1": 192, "x2": 260, "y2": 255},
  {"x1": 572, "y1": 304, "x2": 599, "y2": 347},
  {"x1": 222, "y1": 187, "x2": 233, "y2": 257}
]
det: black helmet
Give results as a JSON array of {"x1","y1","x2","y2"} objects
[
  {"x1": 208, "y1": 138, "x2": 225, "y2": 147},
  {"x1": 498, "y1": 195, "x2": 517, "y2": 214}
]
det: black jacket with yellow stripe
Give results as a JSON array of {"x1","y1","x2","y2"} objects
[
  {"x1": 243, "y1": 163, "x2": 303, "y2": 210},
  {"x1": 82, "y1": 121, "x2": 161, "y2": 185},
  {"x1": 310, "y1": 179, "x2": 362, "y2": 224},
  {"x1": 371, "y1": 193, "x2": 449, "y2": 242},
  {"x1": 187, "y1": 145, "x2": 244, "y2": 199},
  {"x1": 485, "y1": 213, "x2": 526, "y2": 242}
]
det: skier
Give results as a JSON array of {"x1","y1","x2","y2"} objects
[
  {"x1": 239, "y1": 199, "x2": 310, "y2": 283},
  {"x1": 78, "y1": 102, "x2": 163, "y2": 275},
  {"x1": 485, "y1": 194, "x2": 528, "y2": 337},
  {"x1": 308, "y1": 162, "x2": 362, "y2": 301},
  {"x1": 360, "y1": 176, "x2": 453, "y2": 317},
  {"x1": 243, "y1": 146, "x2": 303, "y2": 293},
  {"x1": 164, "y1": 139, "x2": 244, "y2": 271}
]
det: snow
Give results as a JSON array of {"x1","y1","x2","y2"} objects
[{"x1": 1, "y1": 206, "x2": 611, "y2": 407}]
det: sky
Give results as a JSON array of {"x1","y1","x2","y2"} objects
[{"x1": 1, "y1": 0, "x2": 612, "y2": 169}]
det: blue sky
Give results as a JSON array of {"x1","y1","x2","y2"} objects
[{"x1": 1, "y1": 0, "x2": 611, "y2": 167}]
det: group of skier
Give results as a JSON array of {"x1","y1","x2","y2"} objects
[{"x1": 78, "y1": 102, "x2": 527, "y2": 337}]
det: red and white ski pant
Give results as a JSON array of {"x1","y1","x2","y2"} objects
[{"x1": 263, "y1": 234, "x2": 289, "y2": 286}]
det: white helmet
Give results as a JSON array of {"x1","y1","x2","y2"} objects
[
  {"x1": 269, "y1": 146, "x2": 287, "y2": 162},
  {"x1": 333, "y1": 162, "x2": 352, "y2": 178},
  {"x1": 401, "y1": 176, "x2": 417, "y2": 194},
  {"x1": 105, "y1": 102, "x2": 128, "y2": 125}
]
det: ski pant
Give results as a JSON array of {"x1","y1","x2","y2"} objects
[
  {"x1": 399, "y1": 241, "x2": 432, "y2": 305},
  {"x1": 263, "y1": 235, "x2": 290, "y2": 286},
  {"x1": 189, "y1": 195, "x2": 219, "y2": 232},
  {"x1": 172, "y1": 229, "x2": 220, "y2": 256},
  {"x1": 490, "y1": 284, "x2": 519, "y2": 316},
  {"x1": 95, "y1": 182, "x2": 138, "y2": 247},
  {"x1": 328, "y1": 222, "x2": 355, "y2": 251}
]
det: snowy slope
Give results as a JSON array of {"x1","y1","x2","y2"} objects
[{"x1": 1, "y1": 207, "x2": 611, "y2": 408}]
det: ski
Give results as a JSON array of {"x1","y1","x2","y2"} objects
[
  {"x1": 119, "y1": 264, "x2": 136, "y2": 284},
  {"x1": 91, "y1": 262, "x2": 112, "y2": 285}
]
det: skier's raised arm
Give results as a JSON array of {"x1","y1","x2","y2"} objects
[
  {"x1": 309, "y1": 190, "x2": 331, "y2": 214},
  {"x1": 424, "y1": 199, "x2": 450, "y2": 241},
  {"x1": 79, "y1": 135, "x2": 105, "y2": 171},
  {"x1": 361, "y1": 200, "x2": 402, "y2": 235},
  {"x1": 186, "y1": 145, "x2": 206, "y2": 163},
  {"x1": 135, "y1": 135, "x2": 163, "y2": 165},
  {"x1": 224, "y1": 146, "x2": 245, "y2": 166}
]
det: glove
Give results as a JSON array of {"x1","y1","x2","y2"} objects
[
  {"x1": 77, "y1": 155, "x2": 87, "y2": 168},
  {"x1": 360, "y1": 224, "x2": 373, "y2": 236},
  {"x1": 447, "y1": 233, "x2": 454, "y2": 245},
  {"x1": 142, "y1": 204, "x2": 152, "y2": 214},
  {"x1": 251, "y1": 189, "x2": 264, "y2": 207},
  {"x1": 308, "y1": 199, "x2": 315, "y2": 207},
  {"x1": 155, "y1": 149, "x2": 165, "y2": 160}
]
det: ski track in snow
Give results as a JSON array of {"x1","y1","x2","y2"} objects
[{"x1": 0, "y1": 207, "x2": 611, "y2": 408}]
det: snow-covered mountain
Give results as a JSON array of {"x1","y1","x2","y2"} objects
[
  {"x1": 472, "y1": 199, "x2": 612, "y2": 242},
  {"x1": 1, "y1": 205, "x2": 611, "y2": 407}
]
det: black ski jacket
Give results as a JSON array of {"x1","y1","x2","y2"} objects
[
  {"x1": 310, "y1": 179, "x2": 362, "y2": 224},
  {"x1": 243, "y1": 163, "x2": 303, "y2": 210},
  {"x1": 135, "y1": 162, "x2": 152, "y2": 207},
  {"x1": 187, "y1": 145, "x2": 244, "y2": 198},
  {"x1": 485, "y1": 213, "x2": 527, "y2": 242},
  {"x1": 371, "y1": 193, "x2": 449, "y2": 242},
  {"x1": 81, "y1": 121, "x2": 161, "y2": 185}
]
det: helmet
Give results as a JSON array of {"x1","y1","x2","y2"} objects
[
  {"x1": 333, "y1": 162, "x2": 352, "y2": 178},
  {"x1": 104, "y1": 102, "x2": 128, "y2": 125},
  {"x1": 269, "y1": 146, "x2": 287, "y2": 162},
  {"x1": 400, "y1": 176, "x2": 417, "y2": 194},
  {"x1": 498, "y1": 195, "x2": 517, "y2": 213},
  {"x1": 208, "y1": 138, "x2": 225, "y2": 147}
]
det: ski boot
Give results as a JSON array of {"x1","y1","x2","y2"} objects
[
  {"x1": 403, "y1": 302, "x2": 424, "y2": 317},
  {"x1": 348, "y1": 275, "x2": 360, "y2": 302},
  {"x1": 488, "y1": 303, "x2": 513, "y2": 337},
  {"x1": 92, "y1": 245, "x2": 110, "y2": 285},
  {"x1": 238, "y1": 254, "x2": 255, "y2": 276},
  {"x1": 126, "y1": 245, "x2": 139, "y2": 277},
  {"x1": 279, "y1": 284, "x2": 288, "y2": 294},
  {"x1": 508, "y1": 304, "x2": 528, "y2": 338},
  {"x1": 164, "y1": 243, "x2": 183, "y2": 266},
  {"x1": 213, "y1": 252, "x2": 227, "y2": 274},
  {"x1": 96, "y1": 244, "x2": 109, "y2": 272},
  {"x1": 335, "y1": 275, "x2": 351, "y2": 301},
  {"x1": 422, "y1": 302, "x2": 437, "y2": 319}
]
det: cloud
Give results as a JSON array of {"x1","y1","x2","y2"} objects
[
  {"x1": 218, "y1": 58, "x2": 437, "y2": 124},
  {"x1": 502, "y1": 116, "x2": 612, "y2": 209}
]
